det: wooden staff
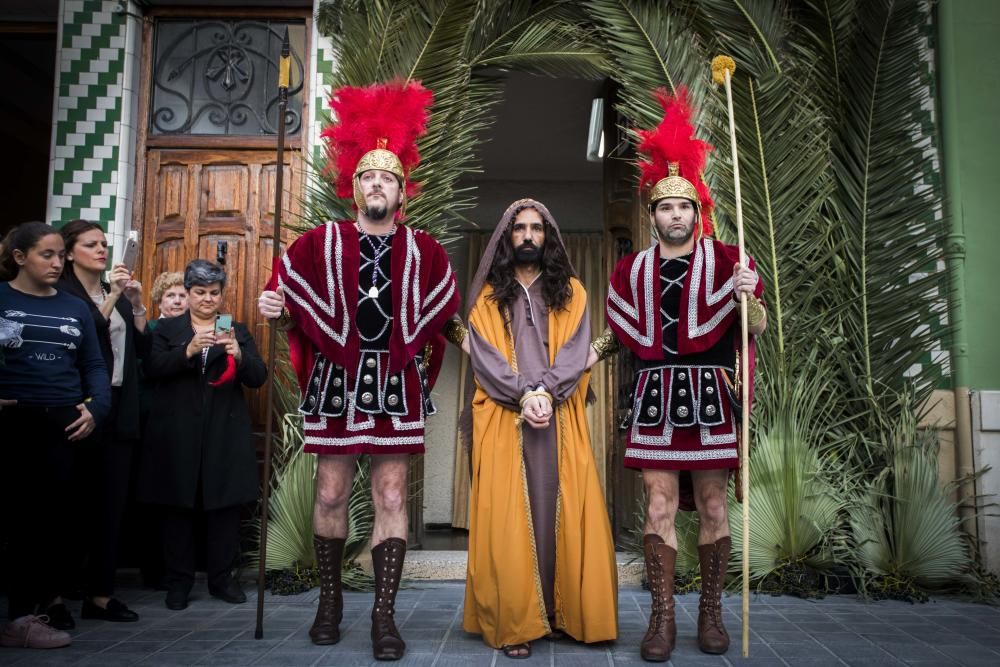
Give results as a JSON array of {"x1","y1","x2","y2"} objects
[
  {"x1": 255, "y1": 27, "x2": 291, "y2": 640},
  {"x1": 712, "y1": 54, "x2": 750, "y2": 658}
]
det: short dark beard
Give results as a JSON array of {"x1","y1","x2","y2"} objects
[
  {"x1": 367, "y1": 203, "x2": 389, "y2": 221},
  {"x1": 514, "y1": 245, "x2": 541, "y2": 265},
  {"x1": 655, "y1": 219, "x2": 694, "y2": 246}
]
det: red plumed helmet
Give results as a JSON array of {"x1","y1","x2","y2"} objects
[
  {"x1": 637, "y1": 87, "x2": 715, "y2": 237},
  {"x1": 320, "y1": 80, "x2": 433, "y2": 215}
]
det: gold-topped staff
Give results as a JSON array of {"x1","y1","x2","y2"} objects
[
  {"x1": 255, "y1": 27, "x2": 291, "y2": 641},
  {"x1": 711, "y1": 53, "x2": 750, "y2": 658}
]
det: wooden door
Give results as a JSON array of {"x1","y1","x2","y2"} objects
[{"x1": 139, "y1": 148, "x2": 299, "y2": 429}]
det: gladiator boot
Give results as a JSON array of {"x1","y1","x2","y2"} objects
[
  {"x1": 309, "y1": 535, "x2": 345, "y2": 645},
  {"x1": 697, "y1": 536, "x2": 731, "y2": 654},
  {"x1": 640, "y1": 534, "x2": 676, "y2": 662},
  {"x1": 370, "y1": 537, "x2": 407, "y2": 661}
]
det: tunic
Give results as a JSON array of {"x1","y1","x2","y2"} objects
[
  {"x1": 276, "y1": 221, "x2": 459, "y2": 456},
  {"x1": 606, "y1": 238, "x2": 764, "y2": 472}
]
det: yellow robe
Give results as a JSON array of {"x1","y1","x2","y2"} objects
[{"x1": 462, "y1": 279, "x2": 618, "y2": 647}]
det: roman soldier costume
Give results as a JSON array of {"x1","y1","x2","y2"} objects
[
  {"x1": 602, "y1": 88, "x2": 765, "y2": 661},
  {"x1": 272, "y1": 80, "x2": 459, "y2": 659}
]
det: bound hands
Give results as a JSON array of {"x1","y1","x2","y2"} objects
[
  {"x1": 66, "y1": 403, "x2": 96, "y2": 441},
  {"x1": 521, "y1": 393, "x2": 552, "y2": 429}
]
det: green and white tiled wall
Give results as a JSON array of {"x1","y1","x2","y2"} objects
[{"x1": 46, "y1": 0, "x2": 141, "y2": 263}]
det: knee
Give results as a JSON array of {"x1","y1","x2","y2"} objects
[
  {"x1": 314, "y1": 483, "x2": 350, "y2": 515},
  {"x1": 646, "y1": 489, "x2": 678, "y2": 527},
  {"x1": 697, "y1": 491, "x2": 728, "y2": 528},
  {"x1": 373, "y1": 483, "x2": 406, "y2": 515}
]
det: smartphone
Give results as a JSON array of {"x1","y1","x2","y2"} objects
[
  {"x1": 120, "y1": 239, "x2": 139, "y2": 272},
  {"x1": 214, "y1": 314, "x2": 233, "y2": 337}
]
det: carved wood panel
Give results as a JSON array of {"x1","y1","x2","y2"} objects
[{"x1": 140, "y1": 148, "x2": 299, "y2": 430}]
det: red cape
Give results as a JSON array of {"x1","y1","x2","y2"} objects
[
  {"x1": 606, "y1": 237, "x2": 764, "y2": 401},
  {"x1": 271, "y1": 221, "x2": 459, "y2": 395}
]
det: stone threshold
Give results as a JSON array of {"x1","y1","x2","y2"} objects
[{"x1": 387, "y1": 550, "x2": 643, "y2": 584}]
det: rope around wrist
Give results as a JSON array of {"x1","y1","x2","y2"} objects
[{"x1": 519, "y1": 389, "x2": 553, "y2": 409}]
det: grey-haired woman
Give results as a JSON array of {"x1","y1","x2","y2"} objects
[{"x1": 138, "y1": 259, "x2": 266, "y2": 611}]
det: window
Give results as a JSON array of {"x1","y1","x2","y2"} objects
[{"x1": 150, "y1": 19, "x2": 305, "y2": 136}]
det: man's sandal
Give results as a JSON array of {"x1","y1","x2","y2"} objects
[{"x1": 502, "y1": 643, "x2": 531, "y2": 659}]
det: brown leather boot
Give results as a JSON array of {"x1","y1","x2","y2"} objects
[
  {"x1": 640, "y1": 534, "x2": 676, "y2": 662},
  {"x1": 309, "y1": 535, "x2": 345, "y2": 645},
  {"x1": 370, "y1": 537, "x2": 406, "y2": 660},
  {"x1": 697, "y1": 536, "x2": 731, "y2": 654}
]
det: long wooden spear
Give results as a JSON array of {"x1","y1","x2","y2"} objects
[
  {"x1": 255, "y1": 27, "x2": 290, "y2": 640},
  {"x1": 712, "y1": 54, "x2": 750, "y2": 658}
]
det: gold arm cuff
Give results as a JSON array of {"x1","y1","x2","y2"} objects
[
  {"x1": 745, "y1": 296, "x2": 766, "y2": 328},
  {"x1": 443, "y1": 318, "x2": 468, "y2": 346},
  {"x1": 590, "y1": 327, "x2": 620, "y2": 362},
  {"x1": 519, "y1": 389, "x2": 554, "y2": 409}
]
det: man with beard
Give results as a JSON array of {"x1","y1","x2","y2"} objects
[
  {"x1": 257, "y1": 82, "x2": 459, "y2": 660},
  {"x1": 459, "y1": 199, "x2": 617, "y2": 659},
  {"x1": 595, "y1": 89, "x2": 766, "y2": 662}
]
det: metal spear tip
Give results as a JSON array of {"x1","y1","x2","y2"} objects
[
  {"x1": 281, "y1": 27, "x2": 290, "y2": 57},
  {"x1": 711, "y1": 55, "x2": 736, "y2": 85}
]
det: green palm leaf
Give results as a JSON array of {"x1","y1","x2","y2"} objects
[
  {"x1": 826, "y1": 0, "x2": 949, "y2": 410},
  {"x1": 850, "y1": 413, "x2": 970, "y2": 589}
]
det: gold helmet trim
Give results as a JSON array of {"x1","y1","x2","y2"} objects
[{"x1": 649, "y1": 162, "x2": 699, "y2": 204}]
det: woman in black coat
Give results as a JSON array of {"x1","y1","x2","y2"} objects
[
  {"x1": 139, "y1": 259, "x2": 266, "y2": 610},
  {"x1": 57, "y1": 220, "x2": 150, "y2": 627}
]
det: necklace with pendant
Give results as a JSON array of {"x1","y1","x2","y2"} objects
[{"x1": 360, "y1": 223, "x2": 395, "y2": 299}]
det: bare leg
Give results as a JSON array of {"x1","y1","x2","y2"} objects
[
  {"x1": 313, "y1": 455, "x2": 357, "y2": 539},
  {"x1": 642, "y1": 469, "x2": 680, "y2": 548},
  {"x1": 691, "y1": 469, "x2": 730, "y2": 545},
  {"x1": 371, "y1": 455, "x2": 409, "y2": 543}
]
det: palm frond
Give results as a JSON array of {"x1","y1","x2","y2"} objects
[
  {"x1": 730, "y1": 361, "x2": 850, "y2": 584},
  {"x1": 827, "y1": 0, "x2": 948, "y2": 409},
  {"x1": 583, "y1": 0, "x2": 710, "y2": 128},
  {"x1": 850, "y1": 410, "x2": 971, "y2": 590}
]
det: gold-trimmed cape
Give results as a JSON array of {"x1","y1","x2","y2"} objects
[{"x1": 462, "y1": 279, "x2": 618, "y2": 647}]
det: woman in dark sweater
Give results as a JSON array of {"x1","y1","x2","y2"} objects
[
  {"x1": 0, "y1": 222, "x2": 110, "y2": 649},
  {"x1": 55, "y1": 220, "x2": 149, "y2": 626},
  {"x1": 139, "y1": 259, "x2": 266, "y2": 610}
]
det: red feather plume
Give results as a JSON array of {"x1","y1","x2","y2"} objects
[
  {"x1": 637, "y1": 87, "x2": 715, "y2": 236},
  {"x1": 320, "y1": 80, "x2": 433, "y2": 203}
]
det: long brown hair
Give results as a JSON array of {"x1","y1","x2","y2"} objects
[{"x1": 485, "y1": 204, "x2": 575, "y2": 318}]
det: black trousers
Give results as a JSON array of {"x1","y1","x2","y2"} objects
[
  {"x1": 71, "y1": 387, "x2": 135, "y2": 598},
  {"x1": 161, "y1": 504, "x2": 241, "y2": 594},
  {"x1": 1, "y1": 405, "x2": 80, "y2": 619}
]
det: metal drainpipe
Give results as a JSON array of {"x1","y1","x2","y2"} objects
[{"x1": 937, "y1": 1, "x2": 977, "y2": 540}]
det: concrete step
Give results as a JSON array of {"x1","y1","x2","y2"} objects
[{"x1": 396, "y1": 551, "x2": 643, "y2": 584}]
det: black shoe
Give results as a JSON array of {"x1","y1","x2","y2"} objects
[
  {"x1": 45, "y1": 602, "x2": 75, "y2": 630},
  {"x1": 81, "y1": 597, "x2": 139, "y2": 622},
  {"x1": 165, "y1": 589, "x2": 189, "y2": 611},
  {"x1": 209, "y1": 578, "x2": 246, "y2": 604}
]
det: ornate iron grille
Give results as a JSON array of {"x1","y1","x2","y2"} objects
[{"x1": 151, "y1": 19, "x2": 305, "y2": 136}]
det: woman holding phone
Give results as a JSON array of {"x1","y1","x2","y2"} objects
[
  {"x1": 139, "y1": 259, "x2": 266, "y2": 610},
  {"x1": 55, "y1": 220, "x2": 149, "y2": 627},
  {"x1": 0, "y1": 222, "x2": 110, "y2": 648}
]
